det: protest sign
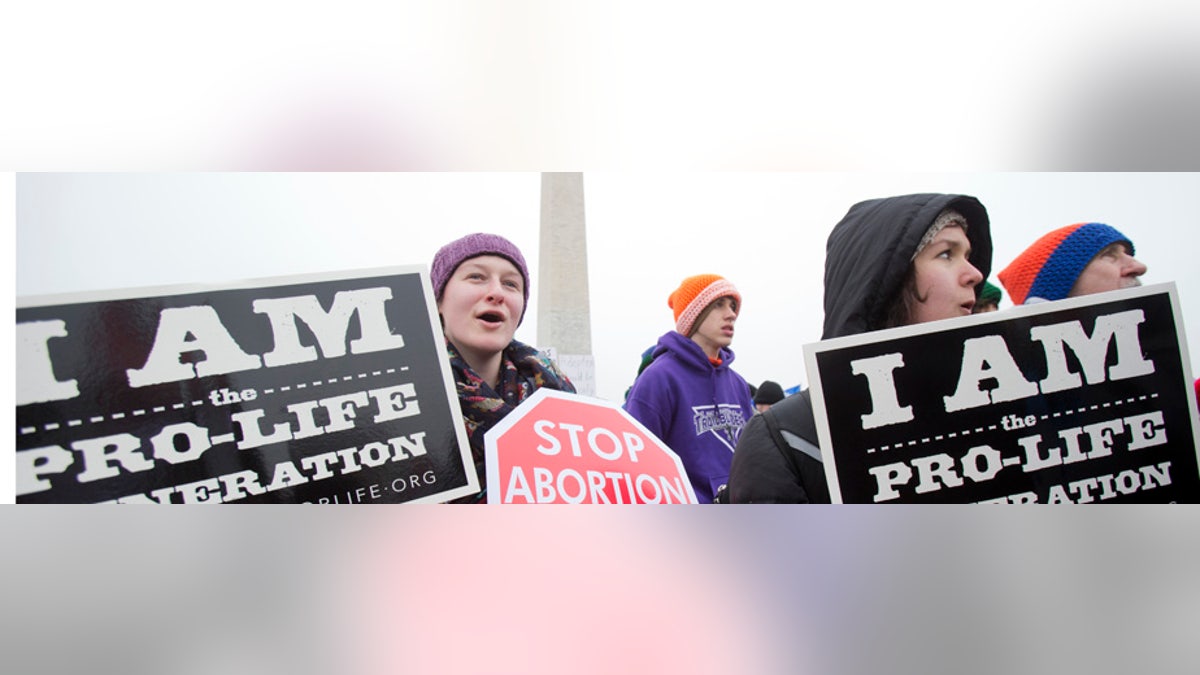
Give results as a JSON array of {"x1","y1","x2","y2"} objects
[
  {"x1": 804, "y1": 283, "x2": 1200, "y2": 503},
  {"x1": 16, "y1": 267, "x2": 477, "y2": 504},
  {"x1": 485, "y1": 388, "x2": 698, "y2": 504},
  {"x1": 541, "y1": 348, "x2": 597, "y2": 398}
]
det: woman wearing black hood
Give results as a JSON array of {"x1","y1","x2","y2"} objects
[{"x1": 726, "y1": 193, "x2": 992, "y2": 503}]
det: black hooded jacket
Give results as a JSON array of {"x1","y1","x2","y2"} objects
[{"x1": 726, "y1": 194, "x2": 991, "y2": 503}]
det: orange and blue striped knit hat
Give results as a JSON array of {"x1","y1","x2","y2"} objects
[{"x1": 997, "y1": 223, "x2": 1134, "y2": 305}]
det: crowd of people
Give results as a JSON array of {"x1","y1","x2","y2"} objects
[{"x1": 431, "y1": 193, "x2": 1150, "y2": 504}]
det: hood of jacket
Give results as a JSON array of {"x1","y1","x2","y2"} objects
[
  {"x1": 822, "y1": 193, "x2": 991, "y2": 340},
  {"x1": 652, "y1": 330, "x2": 737, "y2": 371}
]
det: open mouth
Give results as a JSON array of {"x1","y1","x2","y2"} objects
[{"x1": 478, "y1": 311, "x2": 506, "y2": 325}]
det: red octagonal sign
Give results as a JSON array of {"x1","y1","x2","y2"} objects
[{"x1": 485, "y1": 389, "x2": 698, "y2": 504}]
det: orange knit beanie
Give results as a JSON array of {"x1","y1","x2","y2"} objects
[{"x1": 668, "y1": 274, "x2": 741, "y2": 336}]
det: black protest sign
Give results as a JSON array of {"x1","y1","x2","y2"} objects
[
  {"x1": 16, "y1": 267, "x2": 478, "y2": 504},
  {"x1": 804, "y1": 284, "x2": 1200, "y2": 503}
]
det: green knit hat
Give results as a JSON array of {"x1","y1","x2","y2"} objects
[{"x1": 979, "y1": 280, "x2": 1003, "y2": 305}]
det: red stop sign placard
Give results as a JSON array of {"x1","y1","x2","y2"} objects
[{"x1": 485, "y1": 389, "x2": 698, "y2": 504}]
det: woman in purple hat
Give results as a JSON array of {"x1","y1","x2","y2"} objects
[{"x1": 431, "y1": 232, "x2": 575, "y2": 502}]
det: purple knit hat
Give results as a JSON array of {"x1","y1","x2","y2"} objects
[{"x1": 431, "y1": 233, "x2": 531, "y2": 322}]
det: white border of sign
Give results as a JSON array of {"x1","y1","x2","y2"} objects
[
  {"x1": 17, "y1": 264, "x2": 479, "y2": 504},
  {"x1": 803, "y1": 282, "x2": 1200, "y2": 503}
]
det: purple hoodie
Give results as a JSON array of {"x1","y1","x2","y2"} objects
[{"x1": 624, "y1": 331, "x2": 755, "y2": 503}]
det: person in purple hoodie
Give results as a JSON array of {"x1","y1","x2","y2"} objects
[{"x1": 624, "y1": 274, "x2": 755, "y2": 503}]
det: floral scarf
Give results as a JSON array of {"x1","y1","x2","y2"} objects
[{"x1": 447, "y1": 340, "x2": 575, "y2": 502}]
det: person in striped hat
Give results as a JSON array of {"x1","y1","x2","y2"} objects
[
  {"x1": 624, "y1": 274, "x2": 755, "y2": 503},
  {"x1": 997, "y1": 223, "x2": 1147, "y2": 305}
]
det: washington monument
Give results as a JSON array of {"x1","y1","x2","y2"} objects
[{"x1": 537, "y1": 172, "x2": 595, "y2": 396}]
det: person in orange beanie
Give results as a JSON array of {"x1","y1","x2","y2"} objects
[{"x1": 624, "y1": 274, "x2": 755, "y2": 503}]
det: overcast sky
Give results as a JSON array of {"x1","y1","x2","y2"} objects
[{"x1": 15, "y1": 172, "x2": 1200, "y2": 402}]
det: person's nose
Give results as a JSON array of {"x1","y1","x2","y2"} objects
[
  {"x1": 1124, "y1": 255, "x2": 1148, "y2": 278},
  {"x1": 484, "y1": 277, "x2": 505, "y2": 302},
  {"x1": 964, "y1": 261, "x2": 984, "y2": 287}
]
